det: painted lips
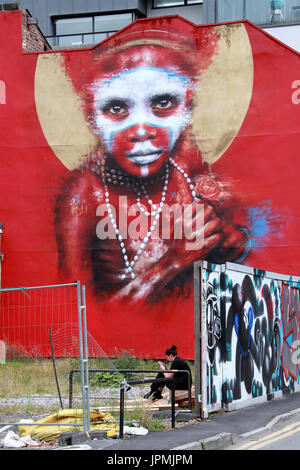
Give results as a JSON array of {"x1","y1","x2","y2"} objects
[{"x1": 126, "y1": 150, "x2": 163, "y2": 165}]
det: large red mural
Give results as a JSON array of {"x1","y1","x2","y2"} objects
[{"x1": 0, "y1": 11, "x2": 300, "y2": 358}]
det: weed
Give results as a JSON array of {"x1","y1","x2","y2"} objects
[
  {"x1": 88, "y1": 349, "x2": 158, "y2": 386},
  {"x1": 90, "y1": 371, "x2": 125, "y2": 388},
  {"x1": 112, "y1": 349, "x2": 143, "y2": 380},
  {"x1": 146, "y1": 417, "x2": 166, "y2": 431},
  {"x1": 124, "y1": 405, "x2": 166, "y2": 432}
]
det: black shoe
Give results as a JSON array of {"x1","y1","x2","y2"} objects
[
  {"x1": 152, "y1": 390, "x2": 163, "y2": 401},
  {"x1": 144, "y1": 390, "x2": 163, "y2": 401}
]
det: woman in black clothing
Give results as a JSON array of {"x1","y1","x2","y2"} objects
[{"x1": 144, "y1": 345, "x2": 192, "y2": 401}]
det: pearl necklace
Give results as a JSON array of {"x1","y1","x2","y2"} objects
[
  {"x1": 102, "y1": 157, "x2": 170, "y2": 280},
  {"x1": 101, "y1": 156, "x2": 199, "y2": 280},
  {"x1": 169, "y1": 158, "x2": 198, "y2": 201}
]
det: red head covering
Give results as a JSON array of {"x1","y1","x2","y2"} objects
[{"x1": 62, "y1": 17, "x2": 220, "y2": 125}]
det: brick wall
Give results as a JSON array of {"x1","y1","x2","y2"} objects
[{"x1": 21, "y1": 9, "x2": 51, "y2": 52}]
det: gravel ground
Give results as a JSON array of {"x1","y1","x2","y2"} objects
[
  {"x1": 0, "y1": 385, "x2": 151, "y2": 425},
  {"x1": 0, "y1": 384, "x2": 149, "y2": 407}
]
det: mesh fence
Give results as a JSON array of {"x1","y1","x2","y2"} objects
[
  {"x1": 0, "y1": 282, "x2": 150, "y2": 435},
  {"x1": 0, "y1": 283, "x2": 79, "y2": 357},
  {"x1": 0, "y1": 282, "x2": 92, "y2": 432}
]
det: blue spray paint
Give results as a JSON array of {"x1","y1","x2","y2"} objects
[{"x1": 247, "y1": 201, "x2": 283, "y2": 247}]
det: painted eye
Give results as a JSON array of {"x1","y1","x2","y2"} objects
[
  {"x1": 110, "y1": 105, "x2": 127, "y2": 114},
  {"x1": 151, "y1": 95, "x2": 179, "y2": 115},
  {"x1": 102, "y1": 100, "x2": 129, "y2": 118},
  {"x1": 154, "y1": 99, "x2": 172, "y2": 109}
]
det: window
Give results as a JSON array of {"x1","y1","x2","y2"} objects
[
  {"x1": 214, "y1": 0, "x2": 300, "y2": 27},
  {"x1": 153, "y1": 0, "x2": 202, "y2": 8},
  {"x1": 293, "y1": 6, "x2": 300, "y2": 19},
  {"x1": 94, "y1": 13, "x2": 133, "y2": 33},
  {"x1": 52, "y1": 12, "x2": 137, "y2": 47},
  {"x1": 55, "y1": 17, "x2": 93, "y2": 36}
]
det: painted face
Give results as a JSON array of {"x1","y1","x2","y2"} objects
[{"x1": 92, "y1": 67, "x2": 192, "y2": 177}]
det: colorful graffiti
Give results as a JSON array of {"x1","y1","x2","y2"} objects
[
  {"x1": 281, "y1": 283, "x2": 300, "y2": 381},
  {"x1": 202, "y1": 263, "x2": 300, "y2": 409}
]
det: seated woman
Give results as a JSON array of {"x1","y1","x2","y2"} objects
[{"x1": 144, "y1": 345, "x2": 192, "y2": 401}]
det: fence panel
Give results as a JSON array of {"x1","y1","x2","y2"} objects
[
  {"x1": 0, "y1": 281, "x2": 92, "y2": 434},
  {"x1": 0, "y1": 283, "x2": 79, "y2": 357}
]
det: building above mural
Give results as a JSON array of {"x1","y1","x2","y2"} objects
[{"x1": 0, "y1": 10, "x2": 299, "y2": 358}]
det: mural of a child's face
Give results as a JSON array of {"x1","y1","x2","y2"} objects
[{"x1": 92, "y1": 67, "x2": 192, "y2": 177}]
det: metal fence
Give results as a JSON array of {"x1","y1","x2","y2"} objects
[
  {"x1": 0, "y1": 282, "x2": 79, "y2": 356},
  {"x1": 0, "y1": 280, "x2": 91, "y2": 433}
]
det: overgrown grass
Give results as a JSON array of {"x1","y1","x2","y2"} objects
[
  {"x1": 0, "y1": 353, "x2": 194, "y2": 396},
  {"x1": 0, "y1": 358, "x2": 72, "y2": 397}
]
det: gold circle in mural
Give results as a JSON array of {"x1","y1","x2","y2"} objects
[
  {"x1": 34, "y1": 23, "x2": 253, "y2": 170},
  {"x1": 191, "y1": 23, "x2": 254, "y2": 164},
  {"x1": 34, "y1": 53, "x2": 98, "y2": 171}
]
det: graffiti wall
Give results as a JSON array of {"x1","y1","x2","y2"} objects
[
  {"x1": 199, "y1": 261, "x2": 300, "y2": 413},
  {"x1": 0, "y1": 10, "x2": 300, "y2": 357}
]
